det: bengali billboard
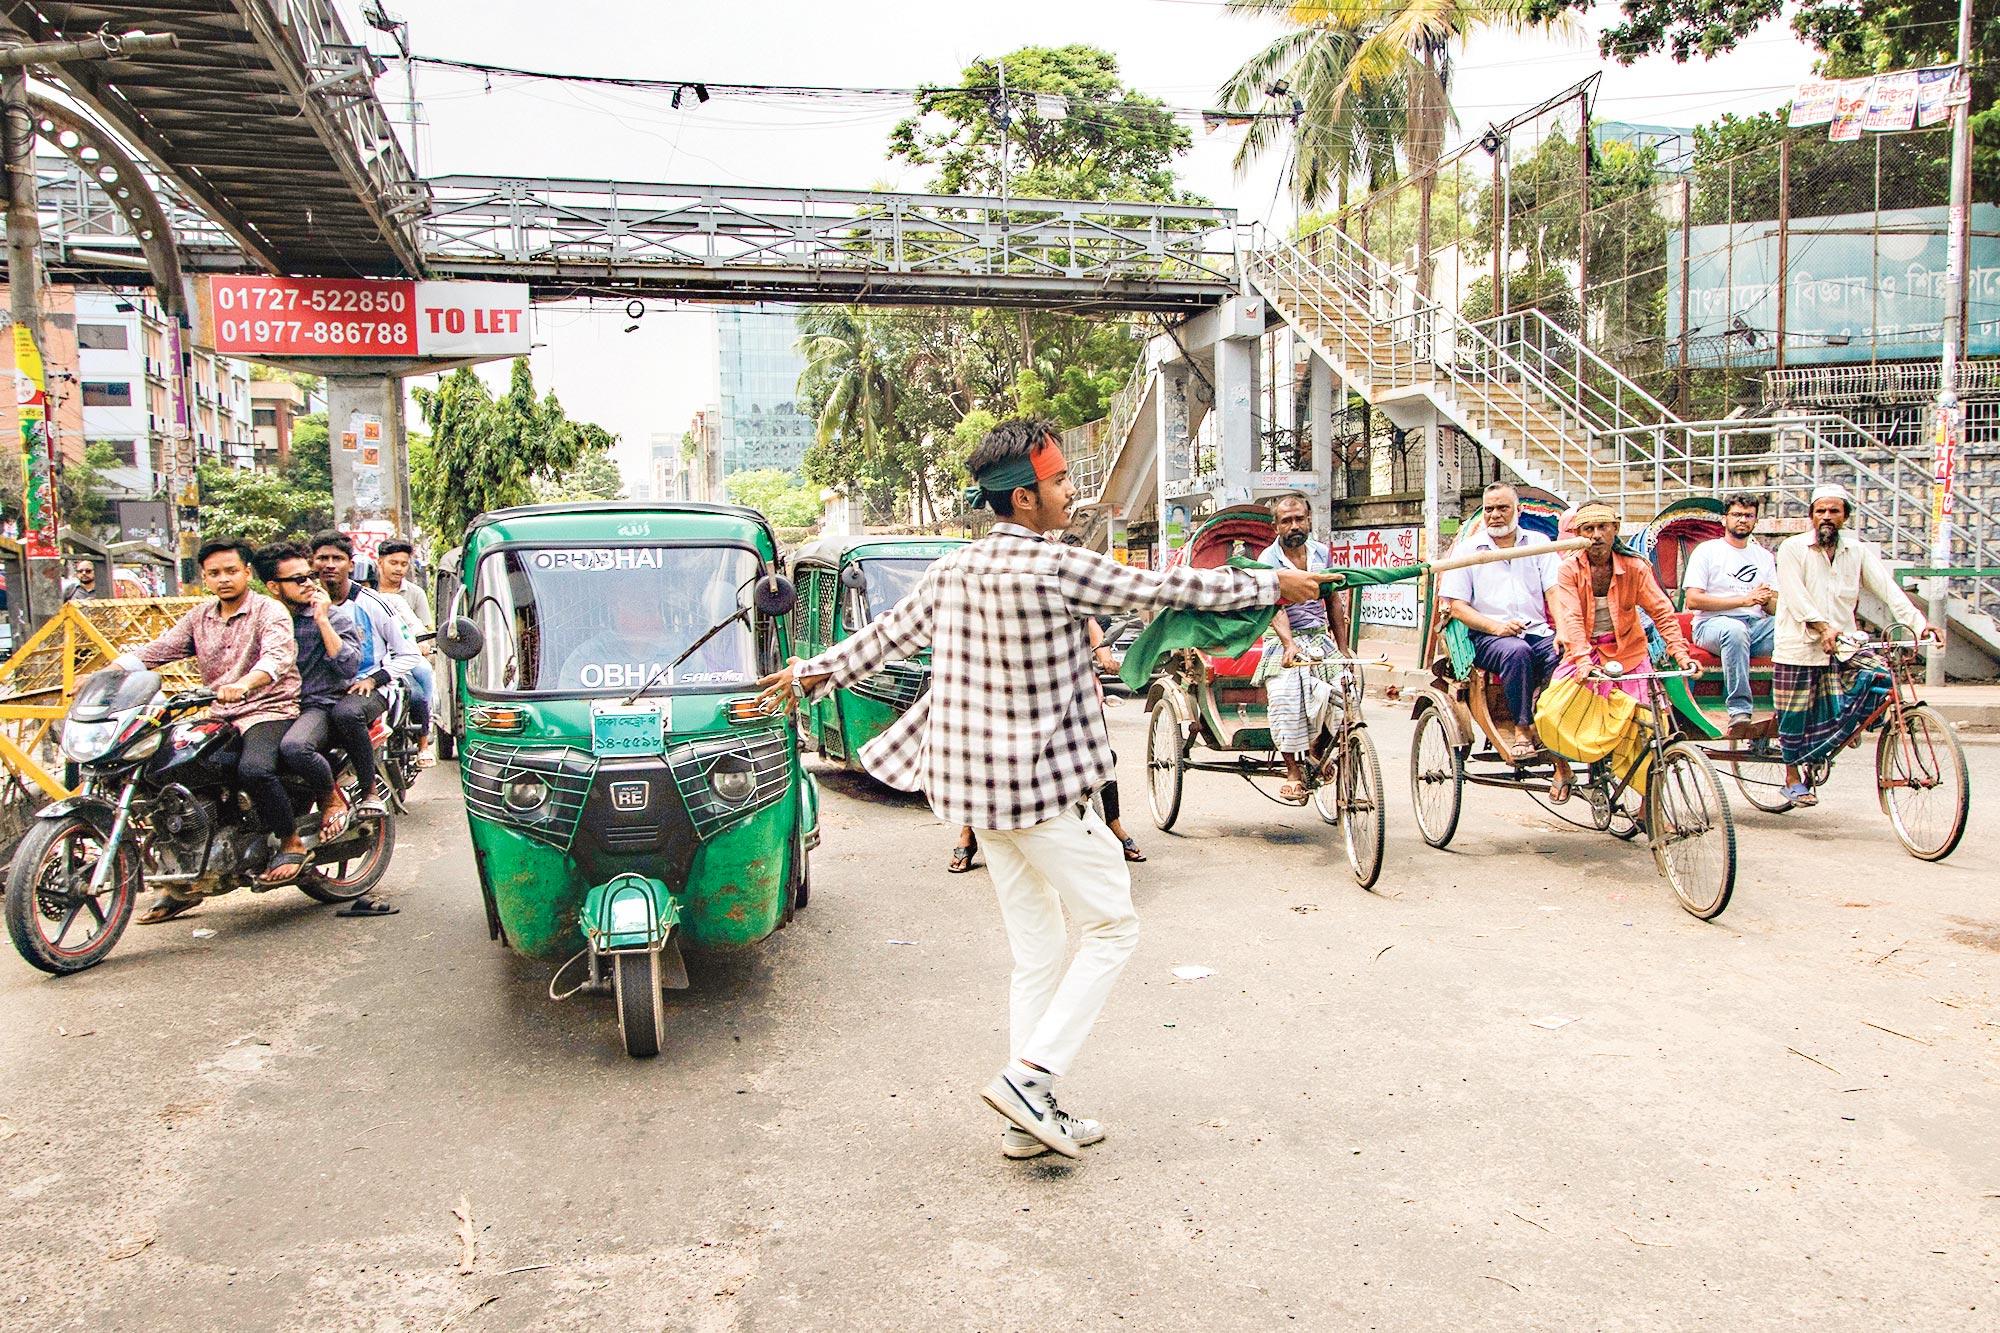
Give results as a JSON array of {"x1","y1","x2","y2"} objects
[{"x1": 1665, "y1": 204, "x2": 2000, "y2": 367}]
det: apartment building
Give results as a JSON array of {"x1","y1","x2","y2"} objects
[{"x1": 0, "y1": 287, "x2": 257, "y2": 505}]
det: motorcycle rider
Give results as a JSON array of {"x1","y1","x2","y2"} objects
[
  {"x1": 375, "y1": 538, "x2": 437, "y2": 769},
  {"x1": 114, "y1": 538, "x2": 305, "y2": 921},
  {"x1": 310, "y1": 531, "x2": 423, "y2": 819}
]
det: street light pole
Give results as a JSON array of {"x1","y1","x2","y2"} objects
[
  {"x1": 1927, "y1": 0, "x2": 1973, "y2": 685},
  {"x1": 1, "y1": 31, "x2": 177, "y2": 636}
]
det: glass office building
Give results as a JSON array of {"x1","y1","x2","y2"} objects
[{"x1": 716, "y1": 306, "x2": 814, "y2": 477}]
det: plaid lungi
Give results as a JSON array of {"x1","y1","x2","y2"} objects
[
  {"x1": 1772, "y1": 651, "x2": 1891, "y2": 767},
  {"x1": 1253, "y1": 629, "x2": 1343, "y2": 753}
]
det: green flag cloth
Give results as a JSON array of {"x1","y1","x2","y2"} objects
[{"x1": 1117, "y1": 558, "x2": 1425, "y2": 692}]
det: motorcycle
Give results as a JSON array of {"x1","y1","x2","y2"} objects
[{"x1": 4, "y1": 668, "x2": 397, "y2": 975}]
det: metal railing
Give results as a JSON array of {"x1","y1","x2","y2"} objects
[
  {"x1": 420, "y1": 177, "x2": 1238, "y2": 308},
  {"x1": 1246, "y1": 227, "x2": 1612, "y2": 497}
]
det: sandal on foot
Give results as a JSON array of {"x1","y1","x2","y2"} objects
[
  {"x1": 948, "y1": 844, "x2": 977, "y2": 874},
  {"x1": 320, "y1": 803, "x2": 352, "y2": 843},
  {"x1": 1780, "y1": 782, "x2": 1818, "y2": 807},
  {"x1": 137, "y1": 892, "x2": 199, "y2": 925},
  {"x1": 257, "y1": 850, "x2": 309, "y2": 887},
  {"x1": 1278, "y1": 781, "x2": 1310, "y2": 804},
  {"x1": 335, "y1": 897, "x2": 398, "y2": 917},
  {"x1": 1121, "y1": 837, "x2": 1146, "y2": 863},
  {"x1": 1548, "y1": 769, "x2": 1573, "y2": 805}
]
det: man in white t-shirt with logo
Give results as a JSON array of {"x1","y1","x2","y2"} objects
[{"x1": 1681, "y1": 493, "x2": 1778, "y2": 734}]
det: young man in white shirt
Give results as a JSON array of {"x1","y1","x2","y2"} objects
[{"x1": 1682, "y1": 494, "x2": 1778, "y2": 733}]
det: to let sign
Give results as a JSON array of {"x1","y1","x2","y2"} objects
[{"x1": 205, "y1": 277, "x2": 531, "y2": 358}]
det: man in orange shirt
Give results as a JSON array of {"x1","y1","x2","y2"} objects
[{"x1": 1542, "y1": 501, "x2": 1696, "y2": 803}]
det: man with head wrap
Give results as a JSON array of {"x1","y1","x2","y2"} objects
[
  {"x1": 1543, "y1": 499, "x2": 1696, "y2": 805},
  {"x1": 1771, "y1": 483, "x2": 1937, "y2": 806}
]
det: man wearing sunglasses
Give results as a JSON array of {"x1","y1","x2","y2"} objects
[{"x1": 264, "y1": 544, "x2": 364, "y2": 865}]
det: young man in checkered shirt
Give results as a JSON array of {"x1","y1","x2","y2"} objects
[{"x1": 761, "y1": 419, "x2": 1320, "y2": 1160}]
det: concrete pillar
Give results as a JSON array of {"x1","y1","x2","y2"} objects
[
  {"x1": 1155, "y1": 366, "x2": 1190, "y2": 556},
  {"x1": 1308, "y1": 354, "x2": 1334, "y2": 533},
  {"x1": 326, "y1": 371, "x2": 411, "y2": 534},
  {"x1": 1420, "y1": 410, "x2": 1443, "y2": 560},
  {"x1": 1214, "y1": 332, "x2": 1258, "y2": 502}
]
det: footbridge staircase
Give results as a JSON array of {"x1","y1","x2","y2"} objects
[{"x1": 1080, "y1": 222, "x2": 2000, "y2": 673}]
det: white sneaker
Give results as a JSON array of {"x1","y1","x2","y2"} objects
[
  {"x1": 980, "y1": 1066, "x2": 1083, "y2": 1160},
  {"x1": 1002, "y1": 1109, "x2": 1105, "y2": 1159}
]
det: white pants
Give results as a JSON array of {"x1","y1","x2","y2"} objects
[{"x1": 979, "y1": 804, "x2": 1139, "y2": 1078}]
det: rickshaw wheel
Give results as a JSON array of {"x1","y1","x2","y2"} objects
[
  {"x1": 1648, "y1": 741, "x2": 1736, "y2": 920},
  {"x1": 1730, "y1": 741, "x2": 1795, "y2": 814},
  {"x1": 1876, "y1": 703, "x2": 1969, "y2": 862},
  {"x1": 1146, "y1": 704, "x2": 1186, "y2": 831},
  {"x1": 1340, "y1": 726, "x2": 1385, "y2": 890},
  {"x1": 614, "y1": 951, "x2": 665, "y2": 1058},
  {"x1": 1408, "y1": 706, "x2": 1464, "y2": 850}
]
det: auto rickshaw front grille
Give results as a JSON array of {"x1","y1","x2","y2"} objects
[
  {"x1": 850, "y1": 660, "x2": 929, "y2": 712},
  {"x1": 460, "y1": 742, "x2": 596, "y2": 850},
  {"x1": 666, "y1": 725, "x2": 790, "y2": 840}
]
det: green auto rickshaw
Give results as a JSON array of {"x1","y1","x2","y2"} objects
[
  {"x1": 786, "y1": 534, "x2": 968, "y2": 770},
  {"x1": 435, "y1": 501, "x2": 816, "y2": 1057}
]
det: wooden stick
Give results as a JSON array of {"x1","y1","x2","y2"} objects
[{"x1": 1313, "y1": 536, "x2": 1587, "y2": 583}]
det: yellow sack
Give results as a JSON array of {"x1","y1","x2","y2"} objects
[{"x1": 1533, "y1": 676, "x2": 1638, "y2": 765}]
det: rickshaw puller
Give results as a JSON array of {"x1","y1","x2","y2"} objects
[
  {"x1": 1771, "y1": 484, "x2": 1936, "y2": 806},
  {"x1": 758, "y1": 419, "x2": 1320, "y2": 1161},
  {"x1": 1254, "y1": 492, "x2": 1345, "y2": 803},
  {"x1": 1544, "y1": 502, "x2": 1695, "y2": 806}
]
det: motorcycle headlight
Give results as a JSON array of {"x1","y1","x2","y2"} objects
[
  {"x1": 61, "y1": 720, "x2": 121, "y2": 763},
  {"x1": 504, "y1": 774, "x2": 550, "y2": 813},
  {"x1": 710, "y1": 755, "x2": 756, "y2": 805}
]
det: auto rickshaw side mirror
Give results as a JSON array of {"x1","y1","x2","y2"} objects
[
  {"x1": 438, "y1": 616, "x2": 486, "y2": 661},
  {"x1": 837, "y1": 564, "x2": 866, "y2": 591},
  {"x1": 753, "y1": 575, "x2": 797, "y2": 618}
]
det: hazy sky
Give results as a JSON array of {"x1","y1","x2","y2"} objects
[{"x1": 371, "y1": 0, "x2": 1820, "y2": 491}]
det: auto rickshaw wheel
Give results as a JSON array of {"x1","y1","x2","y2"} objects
[{"x1": 614, "y1": 950, "x2": 665, "y2": 1058}]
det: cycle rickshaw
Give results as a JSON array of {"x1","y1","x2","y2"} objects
[
  {"x1": 1641, "y1": 496, "x2": 1970, "y2": 861},
  {"x1": 1406, "y1": 497, "x2": 1740, "y2": 919},
  {"x1": 1137, "y1": 505, "x2": 1387, "y2": 888}
]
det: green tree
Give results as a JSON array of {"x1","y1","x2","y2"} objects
[
  {"x1": 725, "y1": 468, "x2": 822, "y2": 529},
  {"x1": 1527, "y1": 0, "x2": 1994, "y2": 203},
  {"x1": 411, "y1": 359, "x2": 613, "y2": 549},
  {"x1": 532, "y1": 447, "x2": 626, "y2": 503},
  {"x1": 282, "y1": 411, "x2": 331, "y2": 498},
  {"x1": 195, "y1": 460, "x2": 327, "y2": 545},
  {"x1": 890, "y1": 45, "x2": 1194, "y2": 202}
]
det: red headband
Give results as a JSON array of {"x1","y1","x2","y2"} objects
[{"x1": 1031, "y1": 436, "x2": 1067, "y2": 482}]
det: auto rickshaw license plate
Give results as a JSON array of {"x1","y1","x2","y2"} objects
[{"x1": 590, "y1": 702, "x2": 666, "y2": 757}]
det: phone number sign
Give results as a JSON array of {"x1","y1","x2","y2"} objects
[{"x1": 204, "y1": 277, "x2": 531, "y2": 358}]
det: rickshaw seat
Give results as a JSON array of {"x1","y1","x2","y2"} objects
[
  {"x1": 1671, "y1": 612, "x2": 1773, "y2": 671},
  {"x1": 1206, "y1": 644, "x2": 1266, "y2": 680}
]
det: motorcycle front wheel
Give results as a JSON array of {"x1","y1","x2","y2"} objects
[{"x1": 4, "y1": 814, "x2": 142, "y2": 975}]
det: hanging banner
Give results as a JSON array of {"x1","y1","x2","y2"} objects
[
  {"x1": 1788, "y1": 78, "x2": 1838, "y2": 127},
  {"x1": 13, "y1": 325, "x2": 58, "y2": 560},
  {"x1": 1915, "y1": 67, "x2": 1956, "y2": 128},
  {"x1": 1861, "y1": 72, "x2": 1917, "y2": 133},
  {"x1": 1828, "y1": 79, "x2": 1870, "y2": 142},
  {"x1": 202, "y1": 277, "x2": 531, "y2": 358}
]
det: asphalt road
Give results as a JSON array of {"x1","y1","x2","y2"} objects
[{"x1": 3, "y1": 705, "x2": 1997, "y2": 1331}]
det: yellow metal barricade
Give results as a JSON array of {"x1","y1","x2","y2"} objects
[{"x1": 0, "y1": 598, "x2": 206, "y2": 804}]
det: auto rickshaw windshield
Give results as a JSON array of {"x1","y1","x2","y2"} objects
[
  {"x1": 467, "y1": 545, "x2": 762, "y2": 696},
  {"x1": 858, "y1": 558, "x2": 934, "y2": 623}
]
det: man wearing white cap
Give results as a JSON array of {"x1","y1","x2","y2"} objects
[{"x1": 1771, "y1": 483, "x2": 1936, "y2": 804}]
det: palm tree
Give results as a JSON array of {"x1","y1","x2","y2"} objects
[
  {"x1": 1221, "y1": 2, "x2": 1552, "y2": 290},
  {"x1": 796, "y1": 306, "x2": 899, "y2": 459},
  {"x1": 1217, "y1": 3, "x2": 1400, "y2": 210}
]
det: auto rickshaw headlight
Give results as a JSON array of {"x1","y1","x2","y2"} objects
[
  {"x1": 504, "y1": 774, "x2": 550, "y2": 813},
  {"x1": 710, "y1": 754, "x2": 756, "y2": 805}
]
